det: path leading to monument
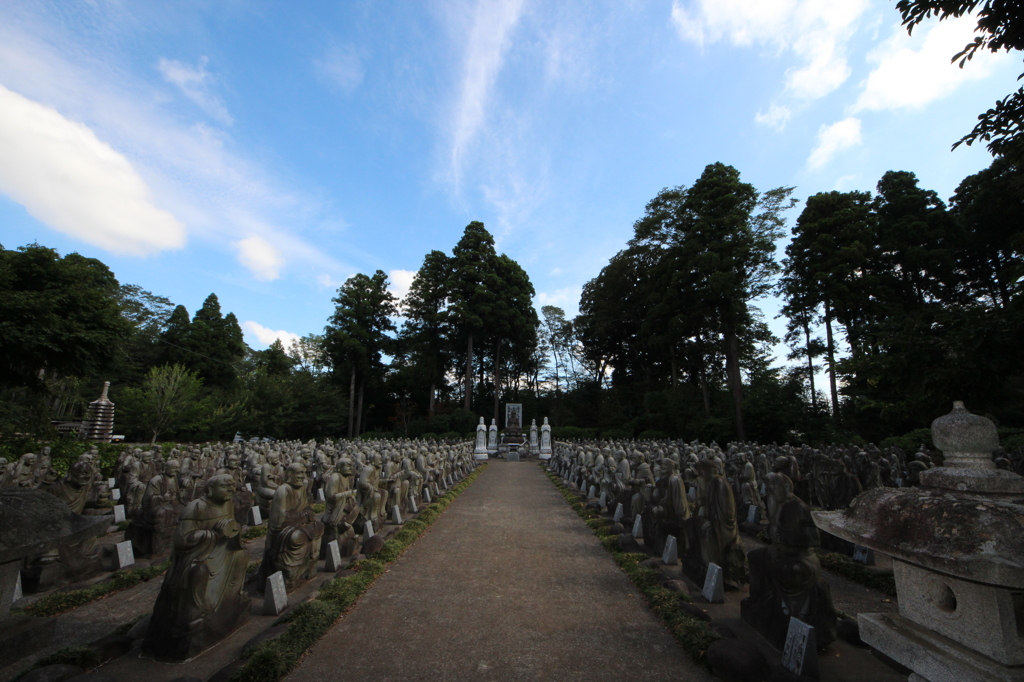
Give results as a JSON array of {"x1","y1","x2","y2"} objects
[{"x1": 287, "y1": 460, "x2": 713, "y2": 682}]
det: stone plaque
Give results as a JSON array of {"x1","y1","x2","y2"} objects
[
  {"x1": 599, "y1": 491, "x2": 607, "y2": 508},
  {"x1": 316, "y1": 488, "x2": 326, "y2": 502},
  {"x1": 115, "y1": 540, "x2": 135, "y2": 569},
  {"x1": 107, "y1": 477, "x2": 116, "y2": 488},
  {"x1": 113, "y1": 504, "x2": 126, "y2": 523},
  {"x1": 246, "y1": 482, "x2": 253, "y2": 492},
  {"x1": 324, "y1": 540, "x2": 342, "y2": 572},
  {"x1": 110, "y1": 488, "x2": 121, "y2": 501},
  {"x1": 363, "y1": 520, "x2": 375, "y2": 542},
  {"x1": 760, "y1": 482, "x2": 766, "y2": 496},
  {"x1": 613, "y1": 503, "x2": 624, "y2": 524},
  {"x1": 747, "y1": 505, "x2": 759, "y2": 524},
  {"x1": 688, "y1": 487, "x2": 696, "y2": 501},
  {"x1": 781, "y1": 617, "x2": 818, "y2": 679},
  {"x1": 390, "y1": 505, "x2": 403, "y2": 525},
  {"x1": 506, "y1": 450, "x2": 520, "y2": 462},
  {"x1": 423, "y1": 489, "x2": 431, "y2": 504},
  {"x1": 662, "y1": 535, "x2": 679, "y2": 565},
  {"x1": 632, "y1": 514, "x2": 643, "y2": 539},
  {"x1": 13, "y1": 572, "x2": 22, "y2": 604},
  {"x1": 248, "y1": 506, "x2": 262, "y2": 525},
  {"x1": 852, "y1": 545, "x2": 875, "y2": 566},
  {"x1": 504, "y1": 403, "x2": 523, "y2": 431},
  {"x1": 264, "y1": 571, "x2": 287, "y2": 615},
  {"x1": 702, "y1": 562, "x2": 725, "y2": 603},
  {"x1": 408, "y1": 495, "x2": 418, "y2": 514},
  {"x1": 588, "y1": 485, "x2": 597, "y2": 499}
]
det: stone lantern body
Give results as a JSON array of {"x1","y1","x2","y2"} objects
[{"x1": 813, "y1": 402, "x2": 1024, "y2": 682}]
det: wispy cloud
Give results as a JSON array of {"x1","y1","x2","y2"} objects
[
  {"x1": 0, "y1": 84, "x2": 185, "y2": 256},
  {"x1": 854, "y1": 15, "x2": 1010, "y2": 112},
  {"x1": 446, "y1": 0, "x2": 526, "y2": 190},
  {"x1": 808, "y1": 117, "x2": 862, "y2": 169},
  {"x1": 755, "y1": 103, "x2": 792, "y2": 131},
  {"x1": 157, "y1": 56, "x2": 233, "y2": 126},
  {"x1": 0, "y1": 8, "x2": 342, "y2": 281},
  {"x1": 388, "y1": 269, "x2": 417, "y2": 304},
  {"x1": 314, "y1": 44, "x2": 364, "y2": 93}
]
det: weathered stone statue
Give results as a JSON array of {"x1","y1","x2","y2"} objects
[
  {"x1": 217, "y1": 453, "x2": 254, "y2": 524},
  {"x1": 255, "y1": 451, "x2": 284, "y2": 516},
  {"x1": 742, "y1": 476, "x2": 837, "y2": 650},
  {"x1": 257, "y1": 462, "x2": 324, "y2": 592},
  {"x1": 320, "y1": 458, "x2": 360, "y2": 558},
  {"x1": 126, "y1": 460, "x2": 184, "y2": 558},
  {"x1": 696, "y1": 459, "x2": 747, "y2": 589},
  {"x1": 142, "y1": 475, "x2": 251, "y2": 661}
]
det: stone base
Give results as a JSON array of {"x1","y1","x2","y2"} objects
[
  {"x1": 474, "y1": 453, "x2": 488, "y2": 461},
  {"x1": 0, "y1": 615, "x2": 57, "y2": 663},
  {"x1": 506, "y1": 451, "x2": 520, "y2": 462},
  {"x1": 538, "y1": 453, "x2": 551, "y2": 460},
  {"x1": 859, "y1": 612, "x2": 1024, "y2": 682}
]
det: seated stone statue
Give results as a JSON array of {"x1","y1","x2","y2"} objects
[
  {"x1": 217, "y1": 454, "x2": 255, "y2": 524},
  {"x1": 320, "y1": 458, "x2": 360, "y2": 559},
  {"x1": 126, "y1": 460, "x2": 184, "y2": 558},
  {"x1": 255, "y1": 452, "x2": 284, "y2": 516},
  {"x1": 143, "y1": 475, "x2": 251, "y2": 661},
  {"x1": 696, "y1": 459, "x2": 747, "y2": 589},
  {"x1": 256, "y1": 462, "x2": 324, "y2": 592},
  {"x1": 741, "y1": 483, "x2": 837, "y2": 650}
]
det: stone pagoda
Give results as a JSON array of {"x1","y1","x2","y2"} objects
[
  {"x1": 813, "y1": 402, "x2": 1024, "y2": 682},
  {"x1": 83, "y1": 381, "x2": 115, "y2": 443}
]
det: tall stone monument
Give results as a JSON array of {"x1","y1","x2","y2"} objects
[
  {"x1": 474, "y1": 417, "x2": 488, "y2": 460},
  {"x1": 539, "y1": 417, "x2": 552, "y2": 458},
  {"x1": 814, "y1": 402, "x2": 1024, "y2": 682},
  {"x1": 83, "y1": 381, "x2": 115, "y2": 443}
]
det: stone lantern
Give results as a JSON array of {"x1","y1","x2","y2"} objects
[{"x1": 813, "y1": 402, "x2": 1024, "y2": 682}]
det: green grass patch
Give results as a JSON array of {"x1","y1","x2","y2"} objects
[
  {"x1": 817, "y1": 550, "x2": 897, "y2": 598},
  {"x1": 15, "y1": 560, "x2": 170, "y2": 618},
  {"x1": 541, "y1": 464, "x2": 720, "y2": 669},
  {"x1": 230, "y1": 464, "x2": 488, "y2": 682},
  {"x1": 243, "y1": 524, "x2": 269, "y2": 540},
  {"x1": 115, "y1": 520, "x2": 131, "y2": 532}
]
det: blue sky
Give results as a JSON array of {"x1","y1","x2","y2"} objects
[{"x1": 0, "y1": 1, "x2": 1017, "y2": 363}]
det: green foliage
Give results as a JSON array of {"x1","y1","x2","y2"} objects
[
  {"x1": 118, "y1": 364, "x2": 205, "y2": 444},
  {"x1": 230, "y1": 464, "x2": 487, "y2": 682},
  {"x1": 879, "y1": 428, "x2": 934, "y2": 452},
  {"x1": 816, "y1": 551, "x2": 897, "y2": 599}
]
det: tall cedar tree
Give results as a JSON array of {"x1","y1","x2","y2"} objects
[{"x1": 401, "y1": 250, "x2": 452, "y2": 417}]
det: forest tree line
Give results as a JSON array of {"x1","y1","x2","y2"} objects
[{"x1": 1, "y1": 155, "x2": 1022, "y2": 448}]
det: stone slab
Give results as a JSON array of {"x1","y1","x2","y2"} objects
[
  {"x1": 702, "y1": 563, "x2": 724, "y2": 603},
  {"x1": 113, "y1": 505, "x2": 126, "y2": 523},
  {"x1": 285, "y1": 461, "x2": 713, "y2": 682},
  {"x1": 324, "y1": 540, "x2": 342, "y2": 573},
  {"x1": 631, "y1": 514, "x2": 643, "y2": 539},
  {"x1": 506, "y1": 451, "x2": 520, "y2": 462},
  {"x1": 662, "y1": 535, "x2": 679, "y2": 566},
  {"x1": 781, "y1": 617, "x2": 818, "y2": 679},
  {"x1": 110, "y1": 488, "x2": 120, "y2": 501},
  {"x1": 613, "y1": 503, "x2": 624, "y2": 524},
  {"x1": 115, "y1": 540, "x2": 135, "y2": 569},
  {"x1": 248, "y1": 506, "x2": 262, "y2": 526},
  {"x1": 264, "y1": 572, "x2": 287, "y2": 616}
]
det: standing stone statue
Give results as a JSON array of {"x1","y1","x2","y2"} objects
[
  {"x1": 540, "y1": 417, "x2": 552, "y2": 455},
  {"x1": 474, "y1": 417, "x2": 488, "y2": 458},
  {"x1": 126, "y1": 460, "x2": 184, "y2": 558},
  {"x1": 696, "y1": 459, "x2": 747, "y2": 589},
  {"x1": 256, "y1": 462, "x2": 324, "y2": 592},
  {"x1": 143, "y1": 475, "x2": 251, "y2": 661},
  {"x1": 530, "y1": 419, "x2": 539, "y2": 449},
  {"x1": 487, "y1": 419, "x2": 498, "y2": 453}
]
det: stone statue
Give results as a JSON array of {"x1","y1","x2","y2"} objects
[
  {"x1": 696, "y1": 459, "x2": 747, "y2": 589},
  {"x1": 126, "y1": 460, "x2": 184, "y2": 558},
  {"x1": 320, "y1": 458, "x2": 360, "y2": 558},
  {"x1": 143, "y1": 475, "x2": 251, "y2": 660},
  {"x1": 256, "y1": 451, "x2": 284, "y2": 516},
  {"x1": 217, "y1": 453, "x2": 254, "y2": 524},
  {"x1": 257, "y1": 462, "x2": 324, "y2": 592}
]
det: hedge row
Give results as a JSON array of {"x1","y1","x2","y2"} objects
[{"x1": 17, "y1": 559, "x2": 171, "y2": 618}]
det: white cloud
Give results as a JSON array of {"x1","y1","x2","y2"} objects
[
  {"x1": 447, "y1": 0, "x2": 526, "y2": 189},
  {"x1": 236, "y1": 235, "x2": 283, "y2": 281},
  {"x1": 0, "y1": 84, "x2": 186, "y2": 256},
  {"x1": 314, "y1": 45, "x2": 364, "y2": 92},
  {"x1": 317, "y1": 273, "x2": 341, "y2": 289},
  {"x1": 671, "y1": 0, "x2": 868, "y2": 101},
  {"x1": 808, "y1": 117, "x2": 862, "y2": 169},
  {"x1": 157, "y1": 56, "x2": 233, "y2": 125},
  {"x1": 855, "y1": 16, "x2": 1011, "y2": 112},
  {"x1": 387, "y1": 269, "x2": 417, "y2": 304},
  {"x1": 755, "y1": 103, "x2": 792, "y2": 130},
  {"x1": 243, "y1": 320, "x2": 301, "y2": 349},
  {"x1": 537, "y1": 287, "x2": 579, "y2": 314}
]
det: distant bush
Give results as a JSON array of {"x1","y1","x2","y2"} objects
[
  {"x1": 358, "y1": 431, "x2": 390, "y2": 440},
  {"x1": 637, "y1": 430, "x2": 669, "y2": 440},
  {"x1": 600, "y1": 428, "x2": 634, "y2": 440},
  {"x1": 439, "y1": 431, "x2": 464, "y2": 441},
  {"x1": 552, "y1": 426, "x2": 599, "y2": 440},
  {"x1": 879, "y1": 428, "x2": 933, "y2": 453}
]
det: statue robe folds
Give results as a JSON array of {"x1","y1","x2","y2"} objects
[
  {"x1": 143, "y1": 496, "x2": 251, "y2": 661},
  {"x1": 258, "y1": 484, "x2": 324, "y2": 592}
]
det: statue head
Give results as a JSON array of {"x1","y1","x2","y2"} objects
[
  {"x1": 204, "y1": 474, "x2": 236, "y2": 505},
  {"x1": 226, "y1": 454, "x2": 240, "y2": 469},
  {"x1": 268, "y1": 452, "x2": 280, "y2": 465},
  {"x1": 164, "y1": 459, "x2": 180, "y2": 476},
  {"x1": 285, "y1": 462, "x2": 307, "y2": 488},
  {"x1": 141, "y1": 451, "x2": 154, "y2": 463},
  {"x1": 68, "y1": 461, "x2": 93, "y2": 488}
]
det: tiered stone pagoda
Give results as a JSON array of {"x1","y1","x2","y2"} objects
[{"x1": 83, "y1": 381, "x2": 115, "y2": 443}]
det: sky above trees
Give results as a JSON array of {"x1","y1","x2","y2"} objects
[{"x1": 0, "y1": 0, "x2": 1017, "y2": 357}]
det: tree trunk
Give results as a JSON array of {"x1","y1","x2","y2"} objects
[
  {"x1": 428, "y1": 381, "x2": 436, "y2": 418},
  {"x1": 348, "y1": 366, "x2": 356, "y2": 438},
  {"x1": 698, "y1": 366, "x2": 711, "y2": 418},
  {"x1": 723, "y1": 324, "x2": 746, "y2": 441},
  {"x1": 493, "y1": 341, "x2": 502, "y2": 424},
  {"x1": 463, "y1": 332, "x2": 473, "y2": 411},
  {"x1": 824, "y1": 301, "x2": 839, "y2": 419},
  {"x1": 355, "y1": 380, "x2": 364, "y2": 436},
  {"x1": 803, "y1": 319, "x2": 817, "y2": 412},
  {"x1": 670, "y1": 347, "x2": 678, "y2": 388}
]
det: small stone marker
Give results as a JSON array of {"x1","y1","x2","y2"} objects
[
  {"x1": 896, "y1": 478, "x2": 904, "y2": 487},
  {"x1": 246, "y1": 482, "x2": 253, "y2": 492},
  {"x1": 760, "y1": 482, "x2": 766, "y2": 496},
  {"x1": 264, "y1": 571, "x2": 287, "y2": 615},
  {"x1": 781, "y1": 617, "x2": 818, "y2": 679},
  {"x1": 111, "y1": 488, "x2": 121, "y2": 501},
  {"x1": 107, "y1": 477, "x2": 116, "y2": 488},
  {"x1": 599, "y1": 491, "x2": 607, "y2": 508},
  {"x1": 632, "y1": 514, "x2": 643, "y2": 539},
  {"x1": 701, "y1": 562, "x2": 725, "y2": 603},
  {"x1": 747, "y1": 505, "x2": 759, "y2": 524},
  {"x1": 113, "y1": 504, "x2": 126, "y2": 523},
  {"x1": 852, "y1": 544, "x2": 875, "y2": 566},
  {"x1": 423, "y1": 489, "x2": 431, "y2": 504},
  {"x1": 115, "y1": 540, "x2": 135, "y2": 569},
  {"x1": 688, "y1": 486, "x2": 696, "y2": 501},
  {"x1": 408, "y1": 495, "x2": 418, "y2": 513},
  {"x1": 662, "y1": 535, "x2": 679, "y2": 565},
  {"x1": 324, "y1": 540, "x2": 342, "y2": 572},
  {"x1": 613, "y1": 502, "x2": 624, "y2": 524},
  {"x1": 588, "y1": 485, "x2": 597, "y2": 499},
  {"x1": 506, "y1": 450, "x2": 520, "y2": 462},
  {"x1": 390, "y1": 505, "x2": 403, "y2": 525},
  {"x1": 363, "y1": 520, "x2": 375, "y2": 542},
  {"x1": 13, "y1": 572, "x2": 22, "y2": 603},
  {"x1": 248, "y1": 506, "x2": 262, "y2": 525},
  {"x1": 316, "y1": 488, "x2": 326, "y2": 502}
]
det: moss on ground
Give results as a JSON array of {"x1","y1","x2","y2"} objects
[
  {"x1": 15, "y1": 560, "x2": 171, "y2": 618},
  {"x1": 230, "y1": 464, "x2": 488, "y2": 682},
  {"x1": 541, "y1": 466, "x2": 719, "y2": 669}
]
